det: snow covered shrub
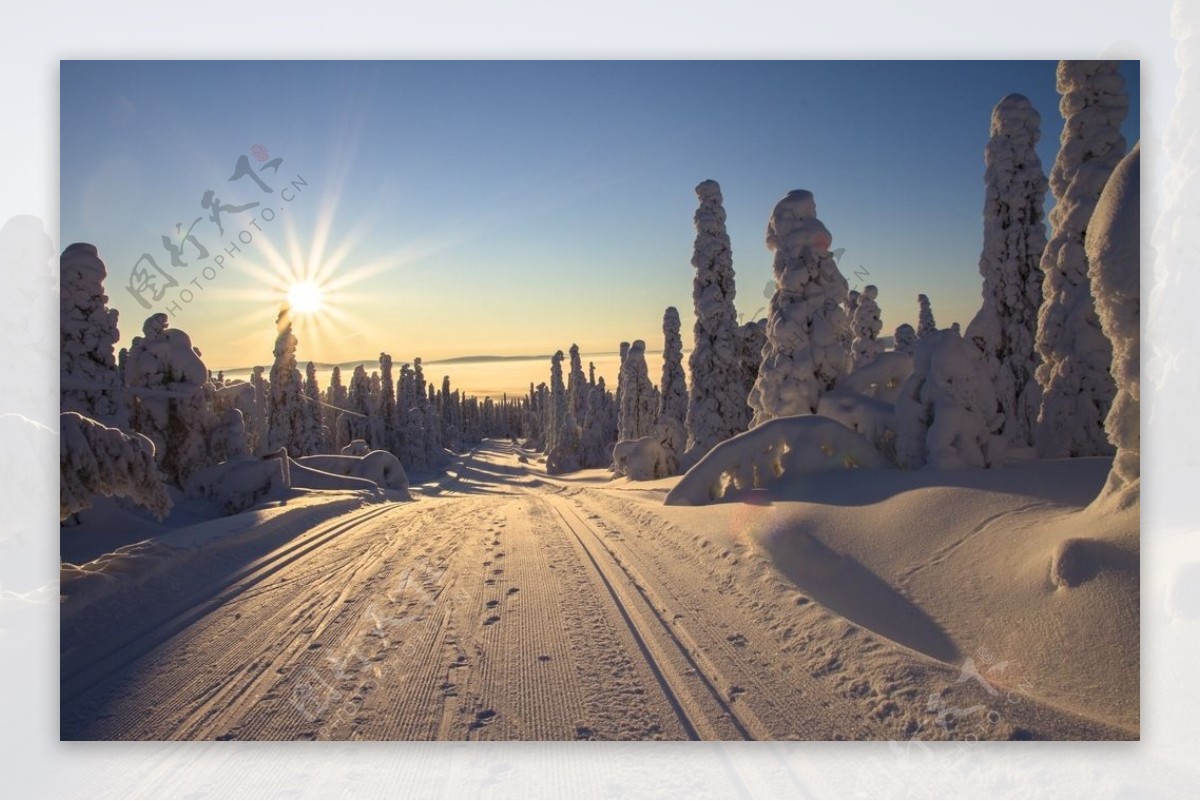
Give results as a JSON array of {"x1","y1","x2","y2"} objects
[
  {"x1": 267, "y1": 306, "x2": 318, "y2": 456},
  {"x1": 612, "y1": 435, "x2": 672, "y2": 482},
  {"x1": 748, "y1": 189, "x2": 850, "y2": 426},
  {"x1": 299, "y1": 451, "x2": 410, "y2": 494},
  {"x1": 1036, "y1": 60, "x2": 1129, "y2": 458},
  {"x1": 917, "y1": 294, "x2": 937, "y2": 340},
  {"x1": 1087, "y1": 142, "x2": 1140, "y2": 508},
  {"x1": 685, "y1": 180, "x2": 749, "y2": 460},
  {"x1": 547, "y1": 407, "x2": 583, "y2": 475},
  {"x1": 664, "y1": 415, "x2": 887, "y2": 506},
  {"x1": 895, "y1": 329, "x2": 1005, "y2": 470},
  {"x1": 60, "y1": 411, "x2": 171, "y2": 520},
  {"x1": 965, "y1": 94, "x2": 1049, "y2": 448},
  {"x1": 839, "y1": 351, "x2": 914, "y2": 405},
  {"x1": 893, "y1": 324, "x2": 918, "y2": 356},
  {"x1": 185, "y1": 456, "x2": 288, "y2": 515}
]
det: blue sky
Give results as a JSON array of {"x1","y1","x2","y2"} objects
[{"x1": 60, "y1": 60, "x2": 1140, "y2": 369}]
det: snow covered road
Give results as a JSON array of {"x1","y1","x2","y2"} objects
[{"x1": 61, "y1": 442, "x2": 1129, "y2": 741}]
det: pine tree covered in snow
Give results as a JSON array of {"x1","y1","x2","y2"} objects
[
  {"x1": 580, "y1": 384, "x2": 613, "y2": 468},
  {"x1": 266, "y1": 307, "x2": 311, "y2": 456},
  {"x1": 618, "y1": 340, "x2": 657, "y2": 442},
  {"x1": 304, "y1": 362, "x2": 326, "y2": 454},
  {"x1": 894, "y1": 324, "x2": 918, "y2": 356},
  {"x1": 60, "y1": 411, "x2": 172, "y2": 521},
  {"x1": 567, "y1": 344, "x2": 587, "y2": 420},
  {"x1": 895, "y1": 329, "x2": 1004, "y2": 470},
  {"x1": 748, "y1": 190, "x2": 850, "y2": 426},
  {"x1": 545, "y1": 350, "x2": 566, "y2": 456},
  {"x1": 378, "y1": 353, "x2": 396, "y2": 453},
  {"x1": 125, "y1": 313, "x2": 212, "y2": 486},
  {"x1": 60, "y1": 243, "x2": 124, "y2": 424},
  {"x1": 684, "y1": 180, "x2": 748, "y2": 460},
  {"x1": 850, "y1": 285, "x2": 884, "y2": 370},
  {"x1": 1035, "y1": 60, "x2": 1128, "y2": 458},
  {"x1": 965, "y1": 94, "x2": 1050, "y2": 448},
  {"x1": 737, "y1": 319, "x2": 766, "y2": 421},
  {"x1": 917, "y1": 294, "x2": 938, "y2": 339},
  {"x1": 615, "y1": 341, "x2": 630, "y2": 423},
  {"x1": 659, "y1": 307, "x2": 687, "y2": 427},
  {"x1": 249, "y1": 366, "x2": 269, "y2": 454},
  {"x1": 1087, "y1": 142, "x2": 1140, "y2": 507}
]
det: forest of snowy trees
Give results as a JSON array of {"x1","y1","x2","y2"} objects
[{"x1": 61, "y1": 60, "x2": 1140, "y2": 522}]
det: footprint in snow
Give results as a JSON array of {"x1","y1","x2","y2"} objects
[{"x1": 484, "y1": 615, "x2": 501, "y2": 625}]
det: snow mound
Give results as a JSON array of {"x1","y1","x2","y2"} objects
[
  {"x1": 298, "y1": 451, "x2": 411, "y2": 495},
  {"x1": 612, "y1": 436, "x2": 673, "y2": 481},
  {"x1": 184, "y1": 456, "x2": 288, "y2": 515},
  {"x1": 341, "y1": 439, "x2": 370, "y2": 456},
  {"x1": 839, "y1": 350, "x2": 913, "y2": 404},
  {"x1": 665, "y1": 415, "x2": 888, "y2": 506},
  {"x1": 816, "y1": 389, "x2": 896, "y2": 458}
]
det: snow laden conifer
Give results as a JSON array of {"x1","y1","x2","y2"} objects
[
  {"x1": 917, "y1": 294, "x2": 937, "y2": 339},
  {"x1": 304, "y1": 362, "x2": 326, "y2": 453},
  {"x1": 965, "y1": 94, "x2": 1050, "y2": 448},
  {"x1": 617, "y1": 340, "x2": 657, "y2": 442},
  {"x1": 545, "y1": 350, "x2": 566, "y2": 456},
  {"x1": 567, "y1": 344, "x2": 587, "y2": 420},
  {"x1": 60, "y1": 411, "x2": 171, "y2": 521},
  {"x1": 737, "y1": 319, "x2": 766, "y2": 417},
  {"x1": 60, "y1": 243, "x2": 124, "y2": 424},
  {"x1": 378, "y1": 353, "x2": 396, "y2": 453},
  {"x1": 1087, "y1": 142, "x2": 1140, "y2": 507},
  {"x1": 748, "y1": 190, "x2": 850, "y2": 426},
  {"x1": 894, "y1": 324, "x2": 918, "y2": 356},
  {"x1": 895, "y1": 329, "x2": 1005, "y2": 469},
  {"x1": 1035, "y1": 60, "x2": 1129, "y2": 457},
  {"x1": 659, "y1": 308, "x2": 687, "y2": 427},
  {"x1": 266, "y1": 306, "x2": 310, "y2": 457},
  {"x1": 684, "y1": 180, "x2": 748, "y2": 460},
  {"x1": 850, "y1": 285, "x2": 884, "y2": 370},
  {"x1": 125, "y1": 313, "x2": 212, "y2": 486}
]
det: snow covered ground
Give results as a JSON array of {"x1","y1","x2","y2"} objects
[{"x1": 61, "y1": 440, "x2": 1136, "y2": 741}]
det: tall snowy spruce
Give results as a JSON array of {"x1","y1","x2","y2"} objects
[
  {"x1": 965, "y1": 94, "x2": 1049, "y2": 448},
  {"x1": 659, "y1": 307, "x2": 688, "y2": 428},
  {"x1": 917, "y1": 294, "x2": 937, "y2": 339},
  {"x1": 617, "y1": 340, "x2": 657, "y2": 442},
  {"x1": 60, "y1": 243, "x2": 124, "y2": 423},
  {"x1": 748, "y1": 189, "x2": 850, "y2": 426},
  {"x1": 1087, "y1": 143, "x2": 1140, "y2": 508},
  {"x1": 267, "y1": 306, "x2": 310, "y2": 456},
  {"x1": 1035, "y1": 60, "x2": 1129, "y2": 458},
  {"x1": 684, "y1": 180, "x2": 748, "y2": 461},
  {"x1": 894, "y1": 324, "x2": 918, "y2": 356}
]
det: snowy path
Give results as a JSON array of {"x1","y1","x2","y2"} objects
[{"x1": 61, "y1": 442, "x2": 1128, "y2": 741}]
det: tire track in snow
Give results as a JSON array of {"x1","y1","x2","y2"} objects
[
  {"x1": 61, "y1": 501, "x2": 401, "y2": 712},
  {"x1": 547, "y1": 495, "x2": 758, "y2": 741}
]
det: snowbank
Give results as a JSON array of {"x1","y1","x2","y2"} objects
[
  {"x1": 665, "y1": 415, "x2": 887, "y2": 505},
  {"x1": 297, "y1": 451, "x2": 411, "y2": 495}
]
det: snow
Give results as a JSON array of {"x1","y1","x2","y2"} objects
[
  {"x1": 658, "y1": 308, "x2": 687, "y2": 429},
  {"x1": 1035, "y1": 60, "x2": 1129, "y2": 458},
  {"x1": 893, "y1": 323, "x2": 917, "y2": 356},
  {"x1": 840, "y1": 350, "x2": 913, "y2": 405},
  {"x1": 185, "y1": 455, "x2": 289, "y2": 515},
  {"x1": 1086, "y1": 142, "x2": 1140, "y2": 509},
  {"x1": 685, "y1": 180, "x2": 749, "y2": 461},
  {"x1": 748, "y1": 190, "x2": 850, "y2": 426},
  {"x1": 298, "y1": 451, "x2": 411, "y2": 494},
  {"x1": 665, "y1": 415, "x2": 887, "y2": 505},
  {"x1": 617, "y1": 339, "x2": 657, "y2": 442},
  {"x1": 965, "y1": 93, "x2": 1048, "y2": 449},
  {"x1": 917, "y1": 293, "x2": 938, "y2": 339}
]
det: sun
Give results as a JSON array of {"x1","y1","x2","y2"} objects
[{"x1": 287, "y1": 280, "x2": 324, "y2": 314}]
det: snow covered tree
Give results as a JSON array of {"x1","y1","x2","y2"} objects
[
  {"x1": 1087, "y1": 142, "x2": 1140, "y2": 507},
  {"x1": 60, "y1": 411, "x2": 171, "y2": 521},
  {"x1": 125, "y1": 313, "x2": 212, "y2": 486},
  {"x1": 895, "y1": 329, "x2": 1005, "y2": 470},
  {"x1": 580, "y1": 384, "x2": 613, "y2": 468},
  {"x1": 545, "y1": 350, "x2": 567, "y2": 456},
  {"x1": 965, "y1": 94, "x2": 1050, "y2": 448},
  {"x1": 684, "y1": 179, "x2": 749, "y2": 460},
  {"x1": 266, "y1": 306, "x2": 311, "y2": 456},
  {"x1": 893, "y1": 324, "x2": 917, "y2": 356},
  {"x1": 659, "y1": 307, "x2": 687, "y2": 427},
  {"x1": 917, "y1": 294, "x2": 937, "y2": 339},
  {"x1": 378, "y1": 353, "x2": 396, "y2": 453},
  {"x1": 248, "y1": 366, "x2": 269, "y2": 454},
  {"x1": 1035, "y1": 60, "x2": 1129, "y2": 458},
  {"x1": 615, "y1": 341, "x2": 630, "y2": 421},
  {"x1": 567, "y1": 344, "x2": 587, "y2": 420},
  {"x1": 748, "y1": 189, "x2": 851, "y2": 426},
  {"x1": 850, "y1": 284, "x2": 884, "y2": 370},
  {"x1": 617, "y1": 340, "x2": 657, "y2": 442},
  {"x1": 737, "y1": 319, "x2": 767, "y2": 413},
  {"x1": 60, "y1": 243, "x2": 123, "y2": 424},
  {"x1": 304, "y1": 362, "x2": 326, "y2": 454}
]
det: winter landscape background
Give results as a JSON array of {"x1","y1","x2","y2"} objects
[{"x1": 57, "y1": 59, "x2": 1141, "y2": 744}]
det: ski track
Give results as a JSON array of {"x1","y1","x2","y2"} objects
[{"x1": 60, "y1": 442, "x2": 1129, "y2": 741}]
